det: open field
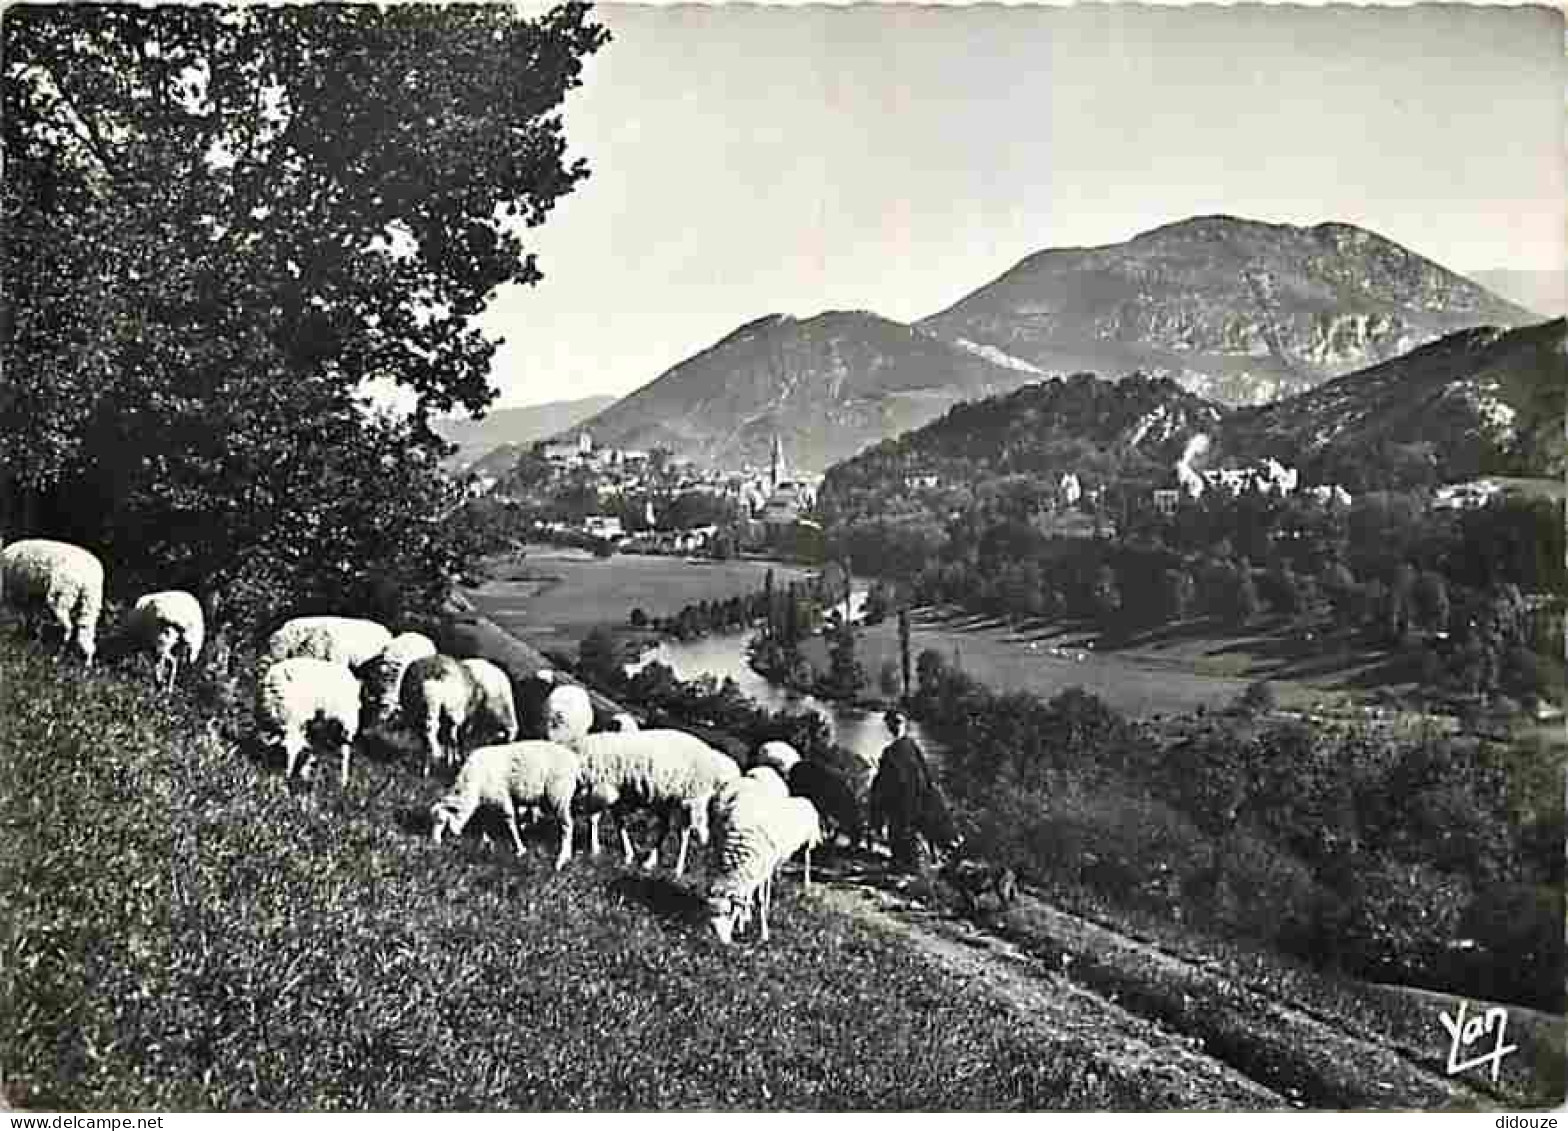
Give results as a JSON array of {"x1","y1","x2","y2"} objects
[
  {"x1": 5, "y1": 634, "x2": 1558, "y2": 1110},
  {"x1": 472, "y1": 547, "x2": 813, "y2": 644},
  {"x1": 0, "y1": 636, "x2": 1177, "y2": 1111}
]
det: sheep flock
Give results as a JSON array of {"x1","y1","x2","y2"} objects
[{"x1": 3, "y1": 536, "x2": 966, "y2": 946}]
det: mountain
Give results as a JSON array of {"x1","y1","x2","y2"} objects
[
  {"x1": 820, "y1": 371, "x2": 1227, "y2": 522},
  {"x1": 1223, "y1": 317, "x2": 1568, "y2": 485},
  {"x1": 918, "y1": 216, "x2": 1535, "y2": 407},
  {"x1": 433, "y1": 396, "x2": 615, "y2": 470},
  {"x1": 567, "y1": 311, "x2": 1040, "y2": 473},
  {"x1": 1469, "y1": 270, "x2": 1566, "y2": 320}
]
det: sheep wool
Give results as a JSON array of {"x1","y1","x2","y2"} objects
[
  {"x1": 128, "y1": 590, "x2": 205, "y2": 690},
  {"x1": 572, "y1": 728, "x2": 740, "y2": 875},
  {"x1": 400, "y1": 654, "x2": 480, "y2": 777},
  {"x1": 255, "y1": 656, "x2": 362, "y2": 787},
  {"x1": 0, "y1": 539, "x2": 105, "y2": 665},
  {"x1": 431, "y1": 740, "x2": 580, "y2": 870},
  {"x1": 459, "y1": 658, "x2": 519, "y2": 745},
  {"x1": 543, "y1": 683, "x2": 593, "y2": 745},
  {"x1": 752, "y1": 740, "x2": 801, "y2": 777},
  {"x1": 706, "y1": 796, "x2": 823, "y2": 944},
  {"x1": 361, "y1": 632, "x2": 437, "y2": 728},
  {"x1": 263, "y1": 616, "x2": 392, "y2": 674}
]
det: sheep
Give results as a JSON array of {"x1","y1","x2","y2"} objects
[
  {"x1": 400, "y1": 654, "x2": 481, "y2": 777},
  {"x1": 360, "y1": 632, "x2": 437, "y2": 730},
  {"x1": 263, "y1": 616, "x2": 392, "y2": 675},
  {"x1": 459, "y1": 658, "x2": 519, "y2": 745},
  {"x1": 570, "y1": 729, "x2": 741, "y2": 876},
  {"x1": 751, "y1": 739, "x2": 802, "y2": 777},
  {"x1": 430, "y1": 740, "x2": 580, "y2": 870},
  {"x1": 255, "y1": 656, "x2": 361, "y2": 787},
  {"x1": 0, "y1": 539, "x2": 105, "y2": 665},
  {"x1": 705, "y1": 795, "x2": 823, "y2": 945},
  {"x1": 787, "y1": 759, "x2": 866, "y2": 849},
  {"x1": 543, "y1": 682, "x2": 594, "y2": 745},
  {"x1": 124, "y1": 590, "x2": 205, "y2": 690}
]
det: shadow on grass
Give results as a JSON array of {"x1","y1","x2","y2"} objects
[{"x1": 608, "y1": 872, "x2": 708, "y2": 927}]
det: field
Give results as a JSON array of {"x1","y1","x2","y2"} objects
[
  {"x1": 798, "y1": 607, "x2": 1393, "y2": 719},
  {"x1": 0, "y1": 637, "x2": 1160, "y2": 1111},
  {"x1": 473, "y1": 547, "x2": 812, "y2": 645}
]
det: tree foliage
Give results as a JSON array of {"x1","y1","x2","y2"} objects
[{"x1": 3, "y1": 4, "x2": 609, "y2": 634}]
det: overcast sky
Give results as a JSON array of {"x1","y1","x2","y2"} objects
[{"x1": 470, "y1": 2, "x2": 1566, "y2": 410}]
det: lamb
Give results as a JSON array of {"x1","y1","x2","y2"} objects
[
  {"x1": 543, "y1": 682, "x2": 594, "y2": 745},
  {"x1": 751, "y1": 740, "x2": 802, "y2": 777},
  {"x1": 400, "y1": 654, "x2": 481, "y2": 776},
  {"x1": 124, "y1": 590, "x2": 205, "y2": 690},
  {"x1": 569, "y1": 729, "x2": 741, "y2": 876},
  {"x1": 263, "y1": 616, "x2": 392, "y2": 675},
  {"x1": 787, "y1": 758, "x2": 866, "y2": 849},
  {"x1": 360, "y1": 632, "x2": 437, "y2": 729},
  {"x1": 705, "y1": 795, "x2": 823, "y2": 944},
  {"x1": 255, "y1": 656, "x2": 361, "y2": 787},
  {"x1": 459, "y1": 658, "x2": 519, "y2": 745},
  {"x1": 429, "y1": 740, "x2": 580, "y2": 870},
  {"x1": 0, "y1": 539, "x2": 105, "y2": 665}
]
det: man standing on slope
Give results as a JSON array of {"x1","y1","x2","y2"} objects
[{"x1": 874, "y1": 709, "x2": 938, "y2": 872}]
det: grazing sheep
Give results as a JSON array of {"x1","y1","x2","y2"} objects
[
  {"x1": 751, "y1": 740, "x2": 802, "y2": 777},
  {"x1": 459, "y1": 658, "x2": 519, "y2": 745},
  {"x1": 787, "y1": 759, "x2": 866, "y2": 849},
  {"x1": 705, "y1": 795, "x2": 823, "y2": 945},
  {"x1": 255, "y1": 656, "x2": 361, "y2": 787},
  {"x1": 125, "y1": 590, "x2": 205, "y2": 690},
  {"x1": 543, "y1": 682, "x2": 594, "y2": 745},
  {"x1": 430, "y1": 740, "x2": 580, "y2": 870},
  {"x1": 570, "y1": 729, "x2": 741, "y2": 876},
  {"x1": 0, "y1": 539, "x2": 105, "y2": 665},
  {"x1": 400, "y1": 654, "x2": 481, "y2": 776},
  {"x1": 360, "y1": 632, "x2": 437, "y2": 729},
  {"x1": 263, "y1": 616, "x2": 392, "y2": 675}
]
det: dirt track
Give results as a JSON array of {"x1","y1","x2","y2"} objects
[{"x1": 800, "y1": 855, "x2": 1505, "y2": 1112}]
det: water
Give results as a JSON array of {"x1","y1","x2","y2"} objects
[{"x1": 630, "y1": 628, "x2": 945, "y2": 774}]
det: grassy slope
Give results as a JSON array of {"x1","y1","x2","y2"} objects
[{"x1": 0, "y1": 636, "x2": 1171, "y2": 1112}]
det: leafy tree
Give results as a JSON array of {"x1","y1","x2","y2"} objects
[
  {"x1": 898, "y1": 607, "x2": 913, "y2": 699},
  {"x1": 578, "y1": 626, "x2": 620, "y2": 691},
  {"x1": 3, "y1": 4, "x2": 609, "y2": 634}
]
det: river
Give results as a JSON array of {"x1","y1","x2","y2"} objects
[{"x1": 629, "y1": 623, "x2": 946, "y2": 774}]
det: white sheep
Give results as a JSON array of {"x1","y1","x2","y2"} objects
[
  {"x1": 570, "y1": 729, "x2": 741, "y2": 876},
  {"x1": 125, "y1": 590, "x2": 205, "y2": 690},
  {"x1": 751, "y1": 740, "x2": 802, "y2": 777},
  {"x1": 543, "y1": 682, "x2": 594, "y2": 745},
  {"x1": 705, "y1": 795, "x2": 823, "y2": 944},
  {"x1": 255, "y1": 656, "x2": 361, "y2": 787},
  {"x1": 400, "y1": 654, "x2": 480, "y2": 776},
  {"x1": 430, "y1": 740, "x2": 580, "y2": 870},
  {"x1": 263, "y1": 616, "x2": 392, "y2": 674},
  {"x1": 459, "y1": 658, "x2": 519, "y2": 745},
  {"x1": 360, "y1": 632, "x2": 437, "y2": 729},
  {"x1": 0, "y1": 539, "x2": 105, "y2": 665}
]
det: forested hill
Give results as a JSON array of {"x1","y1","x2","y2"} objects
[{"x1": 818, "y1": 372, "x2": 1225, "y2": 525}]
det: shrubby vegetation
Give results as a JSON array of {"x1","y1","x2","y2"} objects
[{"x1": 906, "y1": 655, "x2": 1564, "y2": 1011}]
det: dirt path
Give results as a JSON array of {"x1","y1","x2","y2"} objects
[{"x1": 800, "y1": 857, "x2": 1501, "y2": 1112}]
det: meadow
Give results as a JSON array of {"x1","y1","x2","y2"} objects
[{"x1": 0, "y1": 636, "x2": 1173, "y2": 1111}]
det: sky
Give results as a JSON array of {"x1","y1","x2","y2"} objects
[{"x1": 465, "y1": 1, "x2": 1567, "y2": 411}]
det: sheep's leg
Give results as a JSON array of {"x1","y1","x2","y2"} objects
[
  {"x1": 283, "y1": 731, "x2": 306, "y2": 782},
  {"x1": 640, "y1": 810, "x2": 666, "y2": 871},
  {"x1": 803, "y1": 846, "x2": 812, "y2": 890},
  {"x1": 500, "y1": 797, "x2": 527, "y2": 857},
  {"x1": 554, "y1": 815, "x2": 573, "y2": 871},
  {"x1": 338, "y1": 743, "x2": 352, "y2": 789},
  {"x1": 421, "y1": 716, "x2": 440, "y2": 778},
  {"x1": 588, "y1": 812, "x2": 602, "y2": 856},
  {"x1": 673, "y1": 825, "x2": 691, "y2": 878},
  {"x1": 759, "y1": 875, "x2": 772, "y2": 943}
]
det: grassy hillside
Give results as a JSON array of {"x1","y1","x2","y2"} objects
[{"x1": 0, "y1": 636, "x2": 1168, "y2": 1111}]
